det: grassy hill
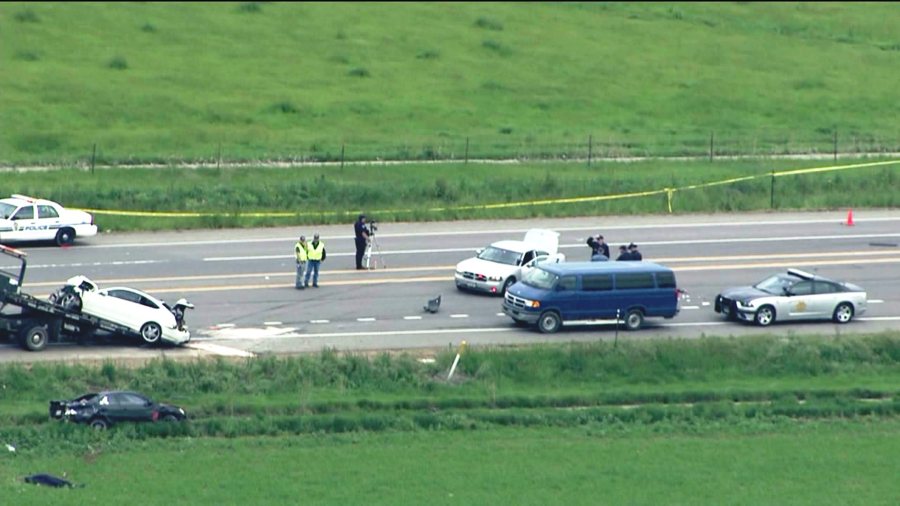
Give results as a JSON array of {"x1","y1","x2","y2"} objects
[{"x1": 1, "y1": 2, "x2": 899, "y2": 164}]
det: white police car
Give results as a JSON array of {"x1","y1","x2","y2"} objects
[{"x1": 0, "y1": 194, "x2": 98, "y2": 246}]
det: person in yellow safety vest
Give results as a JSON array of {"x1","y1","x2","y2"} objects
[
  {"x1": 304, "y1": 233, "x2": 326, "y2": 288},
  {"x1": 294, "y1": 235, "x2": 308, "y2": 289}
]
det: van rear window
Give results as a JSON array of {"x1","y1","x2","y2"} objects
[
  {"x1": 582, "y1": 274, "x2": 613, "y2": 291},
  {"x1": 656, "y1": 272, "x2": 676, "y2": 288},
  {"x1": 616, "y1": 273, "x2": 655, "y2": 289}
]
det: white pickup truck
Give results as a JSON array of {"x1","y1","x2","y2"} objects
[
  {"x1": 0, "y1": 194, "x2": 98, "y2": 246},
  {"x1": 455, "y1": 229, "x2": 565, "y2": 295}
]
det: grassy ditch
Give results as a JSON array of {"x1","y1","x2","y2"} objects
[
  {"x1": 5, "y1": 158, "x2": 899, "y2": 231},
  {"x1": 2, "y1": 3, "x2": 899, "y2": 164},
  {"x1": 2, "y1": 333, "x2": 899, "y2": 440}
]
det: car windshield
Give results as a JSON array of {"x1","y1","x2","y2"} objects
[
  {"x1": 476, "y1": 246, "x2": 521, "y2": 266},
  {"x1": 522, "y1": 267, "x2": 558, "y2": 290},
  {"x1": 0, "y1": 203, "x2": 15, "y2": 219},
  {"x1": 753, "y1": 274, "x2": 797, "y2": 295}
]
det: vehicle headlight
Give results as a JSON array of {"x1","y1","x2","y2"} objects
[
  {"x1": 179, "y1": 408, "x2": 185, "y2": 415},
  {"x1": 487, "y1": 276, "x2": 503, "y2": 282},
  {"x1": 520, "y1": 297, "x2": 540, "y2": 308},
  {"x1": 736, "y1": 300, "x2": 754, "y2": 308}
]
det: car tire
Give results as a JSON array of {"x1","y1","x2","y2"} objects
[
  {"x1": 624, "y1": 309, "x2": 644, "y2": 331},
  {"x1": 754, "y1": 305, "x2": 776, "y2": 326},
  {"x1": 161, "y1": 414, "x2": 179, "y2": 422},
  {"x1": 89, "y1": 418, "x2": 109, "y2": 430},
  {"x1": 19, "y1": 324, "x2": 49, "y2": 352},
  {"x1": 58, "y1": 292, "x2": 82, "y2": 313},
  {"x1": 140, "y1": 322, "x2": 162, "y2": 345},
  {"x1": 537, "y1": 311, "x2": 561, "y2": 334},
  {"x1": 55, "y1": 228, "x2": 76, "y2": 247},
  {"x1": 832, "y1": 302, "x2": 854, "y2": 324},
  {"x1": 501, "y1": 277, "x2": 516, "y2": 295}
]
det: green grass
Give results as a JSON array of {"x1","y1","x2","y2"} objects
[
  {"x1": 3, "y1": 158, "x2": 898, "y2": 231},
  {"x1": 3, "y1": 422, "x2": 900, "y2": 505},
  {"x1": 3, "y1": 334, "x2": 900, "y2": 503},
  {"x1": 1, "y1": 2, "x2": 898, "y2": 164}
]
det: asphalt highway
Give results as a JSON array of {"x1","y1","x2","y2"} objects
[{"x1": 2, "y1": 209, "x2": 899, "y2": 362}]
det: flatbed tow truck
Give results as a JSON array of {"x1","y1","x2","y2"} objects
[{"x1": 0, "y1": 244, "x2": 140, "y2": 351}]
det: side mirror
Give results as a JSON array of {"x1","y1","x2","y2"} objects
[{"x1": 475, "y1": 248, "x2": 484, "y2": 255}]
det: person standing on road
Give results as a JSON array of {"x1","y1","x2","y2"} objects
[
  {"x1": 587, "y1": 234, "x2": 610, "y2": 261},
  {"x1": 629, "y1": 243, "x2": 643, "y2": 261},
  {"x1": 616, "y1": 245, "x2": 633, "y2": 261},
  {"x1": 354, "y1": 214, "x2": 370, "y2": 270},
  {"x1": 294, "y1": 235, "x2": 308, "y2": 289},
  {"x1": 304, "y1": 233, "x2": 326, "y2": 288}
]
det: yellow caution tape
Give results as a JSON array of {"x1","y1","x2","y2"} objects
[{"x1": 77, "y1": 159, "x2": 900, "y2": 218}]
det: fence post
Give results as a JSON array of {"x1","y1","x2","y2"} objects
[
  {"x1": 464, "y1": 137, "x2": 469, "y2": 164},
  {"x1": 90, "y1": 143, "x2": 96, "y2": 174},
  {"x1": 770, "y1": 169, "x2": 775, "y2": 209},
  {"x1": 709, "y1": 132, "x2": 714, "y2": 162},
  {"x1": 340, "y1": 144, "x2": 345, "y2": 169},
  {"x1": 587, "y1": 134, "x2": 593, "y2": 167},
  {"x1": 833, "y1": 128, "x2": 838, "y2": 161}
]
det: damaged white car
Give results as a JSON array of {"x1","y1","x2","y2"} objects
[
  {"x1": 455, "y1": 229, "x2": 564, "y2": 295},
  {"x1": 52, "y1": 276, "x2": 194, "y2": 346}
]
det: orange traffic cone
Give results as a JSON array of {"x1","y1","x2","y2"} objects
[{"x1": 845, "y1": 209, "x2": 854, "y2": 226}]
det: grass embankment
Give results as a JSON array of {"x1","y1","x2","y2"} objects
[
  {"x1": 2, "y1": 334, "x2": 900, "y2": 503},
  {"x1": 5, "y1": 158, "x2": 899, "y2": 231},
  {"x1": 2, "y1": 2, "x2": 899, "y2": 164}
]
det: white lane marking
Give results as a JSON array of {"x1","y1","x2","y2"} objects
[
  {"x1": 186, "y1": 342, "x2": 256, "y2": 358},
  {"x1": 681, "y1": 306, "x2": 700, "y2": 310},
  {"x1": 496, "y1": 313, "x2": 506, "y2": 316},
  {"x1": 663, "y1": 321, "x2": 732, "y2": 327},
  {"x1": 263, "y1": 321, "x2": 282, "y2": 326},
  {"x1": 202, "y1": 233, "x2": 900, "y2": 262},
  {"x1": 357, "y1": 317, "x2": 376, "y2": 322},
  {"x1": 403, "y1": 316, "x2": 423, "y2": 320},
  {"x1": 868, "y1": 299, "x2": 884, "y2": 304},
  {"x1": 450, "y1": 314, "x2": 469, "y2": 318},
  {"x1": 204, "y1": 326, "x2": 517, "y2": 341},
  {"x1": 72, "y1": 216, "x2": 900, "y2": 249},
  {"x1": 858, "y1": 316, "x2": 900, "y2": 321},
  {"x1": 310, "y1": 319, "x2": 330, "y2": 324},
  {"x1": 6, "y1": 259, "x2": 168, "y2": 270},
  {"x1": 213, "y1": 323, "x2": 235, "y2": 328},
  {"x1": 701, "y1": 301, "x2": 711, "y2": 306}
]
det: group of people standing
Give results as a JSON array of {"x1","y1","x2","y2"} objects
[
  {"x1": 586, "y1": 234, "x2": 643, "y2": 261},
  {"x1": 294, "y1": 234, "x2": 327, "y2": 289}
]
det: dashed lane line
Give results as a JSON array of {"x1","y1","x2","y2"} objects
[
  {"x1": 403, "y1": 316, "x2": 423, "y2": 320},
  {"x1": 450, "y1": 314, "x2": 469, "y2": 318},
  {"x1": 310, "y1": 319, "x2": 330, "y2": 324},
  {"x1": 357, "y1": 317, "x2": 376, "y2": 322}
]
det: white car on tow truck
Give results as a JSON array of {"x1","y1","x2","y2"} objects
[
  {"x1": 455, "y1": 229, "x2": 564, "y2": 295},
  {"x1": 0, "y1": 194, "x2": 97, "y2": 246}
]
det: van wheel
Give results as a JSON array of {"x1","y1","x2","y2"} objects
[
  {"x1": 624, "y1": 309, "x2": 644, "y2": 331},
  {"x1": 754, "y1": 305, "x2": 776, "y2": 326},
  {"x1": 832, "y1": 302, "x2": 854, "y2": 323},
  {"x1": 537, "y1": 311, "x2": 561, "y2": 334}
]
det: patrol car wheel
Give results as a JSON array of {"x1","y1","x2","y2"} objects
[
  {"x1": 537, "y1": 311, "x2": 561, "y2": 334},
  {"x1": 833, "y1": 303, "x2": 854, "y2": 324},
  {"x1": 624, "y1": 309, "x2": 644, "y2": 331},
  {"x1": 501, "y1": 277, "x2": 516, "y2": 295},
  {"x1": 162, "y1": 414, "x2": 179, "y2": 422},
  {"x1": 55, "y1": 228, "x2": 75, "y2": 246},
  {"x1": 140, "y1": 322, "x2": 162, "y2": 345},
  {"x1": 89, "y1": 418, "x2": 109, "y2": 430},
  {"x1": 754, "y1": 305, "x2": 776, "y2": 326},
  {"x1": 19, "y1": 325, "x2": 49, "y2": 352}
]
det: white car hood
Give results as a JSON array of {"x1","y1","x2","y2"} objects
[{"x1": 456, "y1": 257, "x2": 519, "y2": 278}]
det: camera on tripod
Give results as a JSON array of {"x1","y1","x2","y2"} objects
[{"x1": 368, "y1": 220, "x2": 378, "y2": 235}]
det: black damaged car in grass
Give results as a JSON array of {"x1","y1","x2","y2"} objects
[{"x1": 50, "y1": 391, "x2": 187, "y2": 429}]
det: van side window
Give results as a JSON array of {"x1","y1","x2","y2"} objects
[
  {"x1": 656, "y1": 272, "x2": 676, "y2": 289},
  {"x1": 557, "y1": 276, "x2": 576, "y2": 291},
  {"x1": 582, "y1": 274, "x2": 613, "y2": 291},
  {"x1": 616, "y1": 273, "x2": 655, "y2": 289}
]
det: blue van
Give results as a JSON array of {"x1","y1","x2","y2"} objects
[{"x1": 502, "y1": 261, "x2": 680, "y2": 333}]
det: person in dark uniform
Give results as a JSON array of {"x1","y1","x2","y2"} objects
[
  {"x1": 354, "y1": 214, "x2": 370, "y2": 270},
  {"x1": 586, "y1": 234, "x2": 610, "y2": 261},
  {"x1": 616, "y1": 245, "x2": 633, "y2": 261},
  {"x1": 629, "y1": 243, "x2": 643, "y2": 261}
]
